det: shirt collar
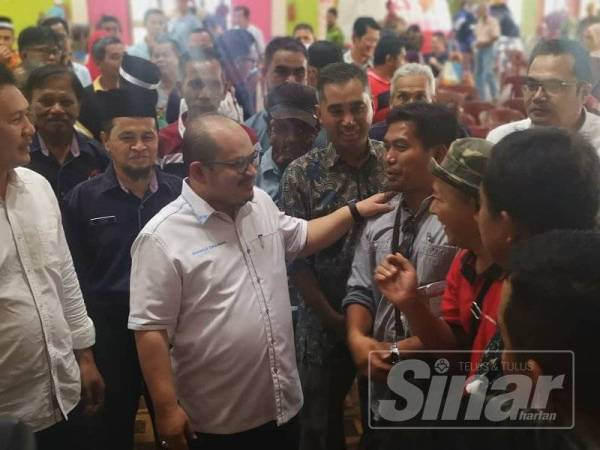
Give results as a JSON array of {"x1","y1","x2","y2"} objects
[
  {"x1": 460, "y1": 251, "x2": 504, "y2": 285},
  {"x1": 98, "y1": 163, "x2": 160, "y2": 195},
  {"x1": 322, "y1": 139, "x2": 379, "y2": 169},
  {"x1": 399, "y1": 194, "x2": 433, "y2": 218},
  {"x1": 181, "y1": 180, "x2": 257, "y2": 225},
  {"x1": 260, "y1": 147, "x2": 280, "y2": 176},
  {"x1": 37, "y1": 133, "x2": 80, "y2": 159}
]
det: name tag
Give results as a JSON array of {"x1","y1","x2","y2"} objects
[{"x1": 89, "y1": 216, "x2": 117, "y2": 226}]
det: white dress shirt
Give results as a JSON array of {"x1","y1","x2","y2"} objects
[
  {"x1": 129, "y1": 183, "x2": 307, "y2": 434},
  {"x1": 0, "y1": 168, "x2": 95, "y2": 432},
  {"x1": 487, "y1": 109, "x2": 600, "y2": 155}
]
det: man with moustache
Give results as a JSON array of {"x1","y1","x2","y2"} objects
[
  {"x1": 128, "y1": 114, "x2": 393, "y2": 449},
  {"x1": 0, "y1": 62, "x2": 103, "y2": 450},
  {"x1": 280, "y1": 62, "x2": 386, "y2": 450},
  {"x1": 487, "y1": 39, "x2": 600, "y2": 151},
  {"x1": 62, "y1": 88, "x2": 182, "y2": 450},
  {"x1": 343, "y1": 103, "x2": 459, "y2": 447}
]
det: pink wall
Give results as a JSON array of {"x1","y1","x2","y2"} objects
[
  {"x1": 232, "y1": 0, "x2": 271, "y2": 42},
  {"x1": 86, "y1": 0, "x2": 132, "y2": 45}
]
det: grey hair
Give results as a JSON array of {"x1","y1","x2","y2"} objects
[{"x1": 390, "y1": 63, "x2": 436, "y2": 99}]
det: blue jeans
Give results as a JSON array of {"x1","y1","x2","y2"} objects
[{"x1": 475, "y1": 45, "x2": 498, "y2": 101}]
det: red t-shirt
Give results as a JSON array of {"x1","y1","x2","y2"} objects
[
  {"x1": 440, "y1": 250, "x2": 503, "y2": 375},
  {"x1": 367, "y1": 69, "x2": 392, "y2": 124}
]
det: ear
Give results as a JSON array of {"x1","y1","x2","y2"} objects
[
  {"x1": 188, "y1": 160, "x2": 209, "y2": 184},
  {"x1": 497, "y1": 210, "x2": 519, "y2": 247},
  {"x1": 526, "y1": 358, "x2": 544, "y2": 384},
  {"x1": 100, "y1": 131, "x2": 109, "y2": 147},
  {"x1": 579, "y1": 81, "x2": 592, "y2": 101},
  {"x1": 316, "y1": 103, "x2": 323, "y2": 125},
  {"x1": 431, "y1": 144, "x2": 448, "y2": 163}
]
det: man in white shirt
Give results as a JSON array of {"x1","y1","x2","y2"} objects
[
  {"x1": 0, "y1": 62, "x2": 103, "y2": 449},
  {"x1": 129, "y1": 114, "x2": 392, "y2": 450},
  {"x1": 487, "y1": 39, "x2": 600, "y2": 153},
  {"x1": 232, "y1": 5, "x2": 265, "y2": 55}
]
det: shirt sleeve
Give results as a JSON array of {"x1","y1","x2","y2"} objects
[
  {"x1": 276, "y1": 210, "x2": 308, "y2": 262},
  {"x1": 128, "y1": 233, "x2": 182, "y2": 340},
  {"x1": 53, "y1": 192, "x2": 95, "y2": 350},
  {"x1": 342, "y1": 224, "x2": 377, "y2": 316},
  {"x1": 440, "y1": 252, "x2": 464, "y2": 328},
  {"x1": 280, "y1": 161, "x2": 313, "y2": 271}
]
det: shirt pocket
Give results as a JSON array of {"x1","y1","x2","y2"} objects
[
  {"x1": 246, "y1": 229, "x2": 286, "y2": 277},
  {"x1": 35, "y1": 222, "x2": 61, "y2": 269},
  {"x1": 417, "y1": 242, "x2": 458, "y2": 286}
]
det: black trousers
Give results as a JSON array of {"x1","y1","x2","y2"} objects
[
  {"x1": 87, "y1": 306, "x2": 156, "y2": 450},
  {"x1": 34, "y1": 403, "x2": 89, "y2": 450},
  {"x1": 188, "y1": 416, "x2": 299, "y2": 450}
]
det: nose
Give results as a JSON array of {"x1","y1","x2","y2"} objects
[
  {"x1": 531, "y1": 85, "x2": 547, "y2": 101},
  {"x1": 49, "y1": 101, "x2": 64, "y2": 114},
  {"x1": 341, "y1": 109, "x2": 355, "y2": 126},
  {"x1": 23, "y1": 114, "x2": 35, "y2": 137},
  {"x1": 285, "y1": 73, "x2": 297, "y2": 83},
  {"x1": 131, "y1": 138, "x2": 147, "y2": 151}
]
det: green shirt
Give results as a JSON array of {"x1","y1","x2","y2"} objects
[{"x1": 326, "y1": 25, "x2": 345, "y2": 48}]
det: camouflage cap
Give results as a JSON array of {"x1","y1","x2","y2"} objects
[{"x1": 430, "y1": 138, "x2": 494, "y2": 197}]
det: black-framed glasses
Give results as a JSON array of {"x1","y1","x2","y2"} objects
[
  {"x1": 207, "y1": 149, "x2": 260, "y2": 174},
  {"x1": 523, "y1": 77, "x2": 579, "y2": 95},
  {"x1": 28, "y1": 46, "x2": 63, "y2": 58}
]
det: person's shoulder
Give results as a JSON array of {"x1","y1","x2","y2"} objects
[
  {"x1": 14, "y1": 167, "x2": 50, "y2": 187},
  {"x1": 158, "y1": 171, "x2": 184, "y2": 191},
  {"x1": 139, "y1": 195, "x2": 187, "y2": 238},
  {"x1": 286, "y1": 146, "x2": 324, "y2": 172},
  {"x1": 486, "y1": 118, "x2": 530, "y2": 143},
  {"x1": 159, "y1": 121, "x2": 179, "y2": 139}
]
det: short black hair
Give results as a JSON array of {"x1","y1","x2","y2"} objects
[
  {"x1": 386, "y1": 102, "x2": 459, "y2": 150},
  {"x1": 353, "y1": 17, "x2": 381, "y2": 39},
  {"x1": 505, "y1": 229, "x2": 600, "y2": 413},
  {"x1": 92, "y1": 36, "x2": 122, "y2": 63},
  {"x1": 374, "y1": 35, "x2": 405, "y2": 66},
  {"x1": 0, "y1": 62, "x2": 16, "y2": 87},
  {"x1": 293, "y1": 23, "x2": 314, "y2": 34},
  {"x1": 317, "y1": 62, "x2": 368, "y2": 101},
  {"x1": 18, "y1": 26, "x2": 60, "y2": 53},
  {"x1": 234, "y1": 5, "x2": 250, "y2": 18},
  {"x1": 39, "y1": 16, "x2": 69, "y2": 33},
  {"x1": 190, "y1": 27, "x2": 211, "y2": 37},
  {"x1": 96, "y1": 15, "x2": 121, "y2": 31},
  {"x1": 327, "y1": 7, "x2": 338, "y2": 17},
  {"x1": 529, "y1": 39, "x2": 592, "y2": 84},
  {"x1": 143, "y1": 8, "x2": 165, "y2": 24},
  {"x1": 307, "y1": 40, "x2": 343, "y2": 69},
  {"x1": 264, "y1": 36, "x2": 307, "y2": 70},
  {"x1": 23, "y1": 64, "x2": 84, "y2": 102},
  {"x1": 483, "y1": 128, "x2": 600, "y2": 234}
]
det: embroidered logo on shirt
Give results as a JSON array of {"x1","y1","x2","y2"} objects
[{"x1": 192, "y1": 241, "x2": 226, "y2": 256}]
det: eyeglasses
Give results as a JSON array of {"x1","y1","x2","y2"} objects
[
  {"x1": 207, "y1": 149, "x2": 260, "y2": 174},
  {"x1": 523, "y1": 77, "x2": 579, "y2": 95},
  {"x1": 28, "y1": 46, "x2": 62, "y2": 57}
]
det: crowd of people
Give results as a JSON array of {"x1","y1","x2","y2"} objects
[{"x1": 0, "y1": 1, "x2": 600, "y2": 450}]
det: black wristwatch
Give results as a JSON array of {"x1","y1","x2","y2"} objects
[{"x1": 347, "y1": 199, "x2": 364, "y2": 223}]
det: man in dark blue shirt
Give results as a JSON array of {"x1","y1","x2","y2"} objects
[
  {"x1": 24, "y1": 65, "x2": 109, "y2": 201},
  {"x1": 62, "y1": 88, "x2": 181, "y2": 450}
]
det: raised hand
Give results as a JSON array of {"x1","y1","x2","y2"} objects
[
  {"x1": 355, "y1": 192, "x2": 395, "y2": 219},
  {"x1": 374, "y1": 253, "x2": 419, "y2": 310}
]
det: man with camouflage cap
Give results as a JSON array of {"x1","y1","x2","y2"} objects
[{"x1": 374, "y1": 137, "x2": 504, "y2": 377}]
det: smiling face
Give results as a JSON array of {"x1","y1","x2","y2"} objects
[
  {"x1": 29, "y1": 74, "x2": 80, "y2": 137},
  {"x1": 383, "y1": 120, "x2": 435, "y2": 195},
  {"x1": 525, "y1": 54, "x2": 587, "y2": 129},
  {"x1": 269, "y1": 118, "x2": 317, "y2": 169},
  {"x1": 429, "y1": 178, "x2": 480, "y2": 248},
  {"x1": 318, "y1": 78, "x2": 371, "y2": 152},
  {"x1": 102, "y1": 117, "x2": 157, "y2": 180},
  {"x1": 0, "y1": 84, "x2": 35, "y2": 171}
]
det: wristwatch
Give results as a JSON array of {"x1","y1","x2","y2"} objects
[
  {"x1": 389, "y1": 342, "x2": 401, "y2": 364},
  {"x1": 347, "y1": 199, "x2": 364, "y2": 223}
]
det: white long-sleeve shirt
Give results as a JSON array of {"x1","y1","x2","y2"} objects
[{"x1": 0, "y1": 168, "x2": 95, "y2": 432}]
